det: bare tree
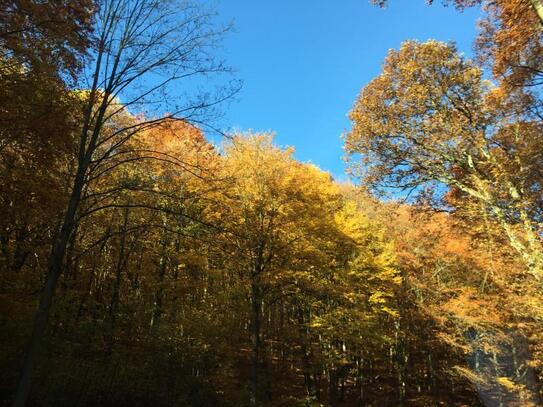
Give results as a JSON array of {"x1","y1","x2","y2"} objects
[{"x1": 13, "y1": 1, "x2": 237, "y2": 405}]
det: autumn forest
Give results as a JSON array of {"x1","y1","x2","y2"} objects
[{"x1": 1, "y1": 0, "x2": 543, "y2": 406}]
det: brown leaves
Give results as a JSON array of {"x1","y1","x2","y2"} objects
[
  {"x1": 476, "y1": 0, "x2": 543, "y2": 87},
  {"x1": 0, "y1": 0, "x2": 95, "y2": 78}
]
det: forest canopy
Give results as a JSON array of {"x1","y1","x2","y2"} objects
[{"x1": 1, "y1": 0, "x2": 542, "y2": 406}]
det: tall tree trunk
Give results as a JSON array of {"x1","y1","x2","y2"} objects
[
  {"x1": 150, "y1": 234, "x2": 168, "y2": 332},
  {"x1": 329, "y1": 366, "x2": 338, "y2": 406},
  {"x1": 249, "y1": 281, "x2": 262, "y2": 406},
  {"x1": 297, "y1": 308, "x2": 317, "y2": 401},
  {"x1": 12, "y1": 167, "x2": 86, "y2": 407},
  {"x1": 396, "y1": 320, "x2": 407, "y2": 407},
  {"x1": 356, "y1": 354, "x2": 365, "y2": 404},
  {"x1": 12, "y1": 228, "x2": 29, "y2": 273},
  {"x1": 105, "y1": 208, "x2": 129, "y2": 352},
  {"x1": 428, "y1": 353, "x2": 439, "y2": 406},
  {"x1": 11, "y1": 30, "x2": 106, "y2": 404}
]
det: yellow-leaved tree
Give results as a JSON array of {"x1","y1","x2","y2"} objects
[{"x1": 210, "y1": 133, "x2": 400, "y2": 405}]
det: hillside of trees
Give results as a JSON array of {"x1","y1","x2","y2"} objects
[{"x1": 1, "y1": 0, "x2": 542, "y2": 406}]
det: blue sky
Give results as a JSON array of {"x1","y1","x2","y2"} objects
[{"x1": 216, "y1": 0, "x2": 481, "y2": 179}]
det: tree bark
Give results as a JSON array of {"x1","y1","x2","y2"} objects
[
  {"x1": 249, "y1": 281, "x2": 262, "y2": 406},
  {"x1": 12, "y1": 168, "x2": 86, "y2": 407},
  {"x1": 105, "y1": 207, "x2": 129, "y2": 351},
  {"x1": 150, "y1": 232, "x2": 168, "y2": 332}
]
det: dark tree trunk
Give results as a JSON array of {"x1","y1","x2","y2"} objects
[
  {"x1": 150, "y1": 232, "x2": 169, "y2": 332},
  {"x1": 249, "y1": 281, "x2": 262, "y2": 406},
  {"x1": 105, "y1": 208, "x2": 129, "y2": 351},
  {"x1": 12, "y1": 168, "x2": 86, "y2": 407}
]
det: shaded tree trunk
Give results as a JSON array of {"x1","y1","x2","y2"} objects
[
  {"x1": 12, "y1": 167, "x2": 86, "y2": 407},
  {"x1": 250, "y1": 280, "x2": 262, "y2": 406},
  {"x1": 105, "y1": 208, "x2": 130, "y2": 352}
]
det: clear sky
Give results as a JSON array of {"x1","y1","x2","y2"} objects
[{"x1": 216, "y1": 0, "x2": 481, "y2": 179}]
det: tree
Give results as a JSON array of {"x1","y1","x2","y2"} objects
[
  {"x1": 345, "y1": 40, "x2": 543, "y2": 280},
  {"x1": 0, "y1": 0, "x2": 94, "y2": 286},
  {"x1": 0, "y1": 0, "x2": 94, "y2": 77},
  {"x1": 213, "y1": 134, "x2": 341, "y2": 404},
  {"x1": 12, "y1": 0, "x2": 235, "y2": 404},
  {"x1": 388, "y1": 204, "x2": 543, "y2": 405},
  {"x1": 370, "y1": 0, "x2": 543, "y2": 87},
  {"x1": 208, "y1": 134, "x2": 404, "y2": 405},
  {"x1": 371, "y1": 0, "x2": 543, "y2": 25}
]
